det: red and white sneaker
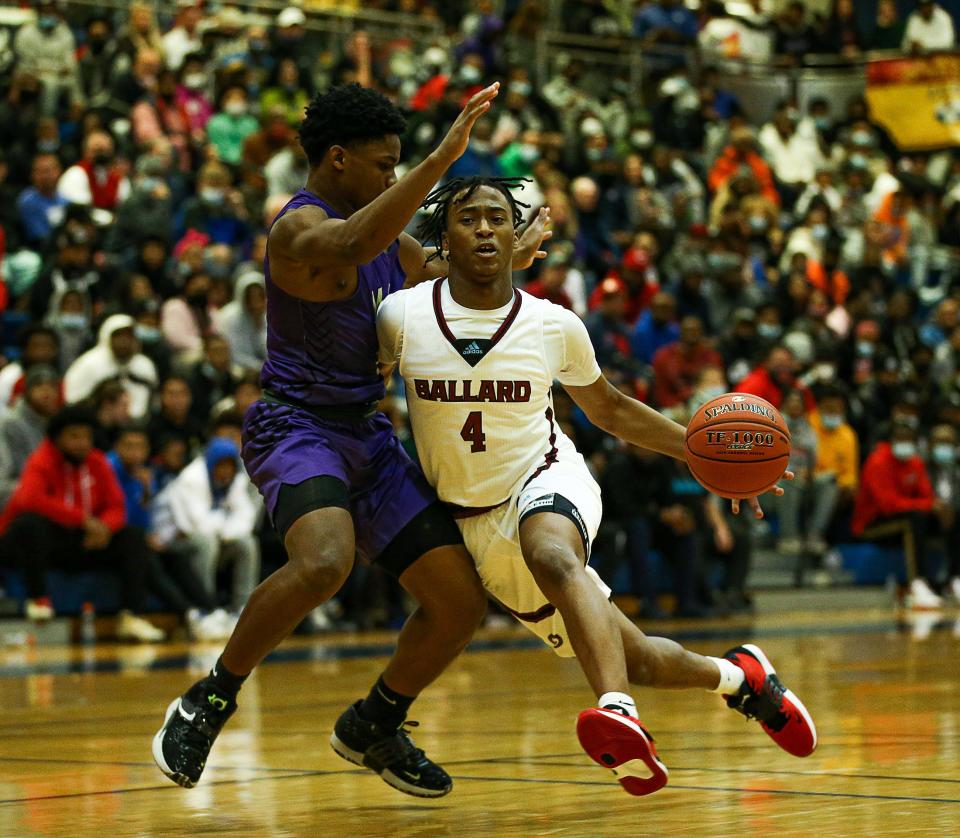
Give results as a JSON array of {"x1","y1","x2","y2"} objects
[
  {"x1": 576, "y1": 708, "x2": 669, "y2": 796},
  {"x1": 723, "y1": 644, "x2": 817, "y2": 758}
]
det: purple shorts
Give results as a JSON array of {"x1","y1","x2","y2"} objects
[{"x1": 242, "y1": 400, "x2": 436, "y2": 561}]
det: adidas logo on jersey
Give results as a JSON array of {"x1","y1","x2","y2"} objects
[{"x1": 463, "y1": 341, "x2": 484, "y2": 355}]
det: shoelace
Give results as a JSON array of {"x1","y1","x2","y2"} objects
[
  {"x1": 730, "y1": 676, "x2": 789, "y2": 729},
  {"x1": 367, "y1": 720, "x2": 428, "y2": 768}
]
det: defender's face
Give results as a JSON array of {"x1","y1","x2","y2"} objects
[
  {"x1": 442, "y1": 185, "x2": 519, "y2": 282},
  {"x1": 337, "y1": 135, "x2": 400, "y2": 209}
]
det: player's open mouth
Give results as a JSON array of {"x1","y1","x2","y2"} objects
[{"x1": 474, "y1": 244, "x2": 497, "y2": 256}]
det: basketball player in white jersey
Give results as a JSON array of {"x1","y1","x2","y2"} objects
[{"x1": 375, "y1": 177, "x2": 817, "y2": 796}]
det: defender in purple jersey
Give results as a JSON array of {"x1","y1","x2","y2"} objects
[{"x1": 153, "y1": 82, "x2": 550, "y2": 796}]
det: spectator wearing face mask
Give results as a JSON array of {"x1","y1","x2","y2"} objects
[
  {"x1": 927, "y1": 424, "x2": 960, "y2": 603},
  {"x1": 161, "y1": 271, "x2": 212, "y2": 363},
  {"x1": 175, "y1": 54, "x2": 214, "y2": 141},
  {"x1": 852, "y1": 421, "x2": 943, "y2": 609},
  {"x1": 808, "y1": 386, "x2": 858, "y2": 554},
  {"x1": 178, "y1": 163, "x2": 250, "y2": 247},
  {"x1": 13, "y1": 1, "x2": 80, "y2": 116},
  {"x1": 45, "y1": 287, "x2": 92, "y2": 371},
  {"x1": 207, "y1": 86, "x2": 259, "y2": 166},
  {"x1": 64, "y1": 314, "x2": 158, "y2": 419},
  {"x1": 759, "y1": 103, "x2": 824, "y2": 207},
  {"x1": 57, "y1": 132, "x2": 130, "y2": 222},
  {"x1": 717, "y1": 308, "x2": 762, "y2": 385}
]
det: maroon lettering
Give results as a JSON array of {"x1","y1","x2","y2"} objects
[
  {"x1": 428, "y1": 380, "x2": 447, "y2": 401},
  {"x1": 414, "y1": 379, "x2": 534, "y2": 403}
]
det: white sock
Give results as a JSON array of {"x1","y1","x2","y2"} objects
[
  {"x1": 708, "y1": 657, "x2": 745, "y2": 694},
  {"x1": 598, "y1": 691, "x2": 638, "y2": 719}
]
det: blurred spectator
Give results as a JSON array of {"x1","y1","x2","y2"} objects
[
  {"x1": 16, "y1": 153, "x2": 66, "y2": 247},
  {"x1": 868, "y1": 0, "x2": 907, "y2": 50},
  {"x1": 652, "y1": 316, "x2": 723, "y2": 410},
  {"x1": 13, "y1": 1, "x2": 79, "y2": 115},
  {"x1": 775, "y1": 390, "x2": 818, "y2": 557},
  {"x1": 0, "y1": 324, "x2": 61, "y2": 414},
  {"x1": 162, "y1": 1, "x2": 204, "y2": 72},
  {"x1": 112, "y1": 46, "x2": 162, "y2": 109},
  {"x1": 633, "y1": 0, "x2": 697, "y2": 45},
  {"x1": 718, "y1": 308, "x2": 764, "y2": 384},
  {"x1": 631, "y1": 291, "x2": 679, "y2": 365},
  {"x1": 213, "y1": 271, "x2": 267, "y2": 372},
  {"x1": 824, "y1": 0, "x2": 865, "y2": 56},
  {"x1": 207, "y1": 86, "x2": 260, "y2": 166},
  {"x1": 759, "y1": 103, "x2": 824, "y2": 205},
  {"x1": 78, "y1": 14, "x2": 119, "y2": 107},
  {"x1": 186, "y1": 334, "x2": 238, "y2": 424},
  {"x1": 117, "y1": 2, "x2": 164, "y2": 62},
  {"x1": 708, "y1": 126, "x2": 779, "y2": 205},
  {"x1": 928, "y1": 424, "x2": 960, "y2": 602},
  {"x1": 57, "y1": 132, "x2": 130, "y2": 221},
  {"x1": 737, "y1": 345, "x2": 814, "y2": 411},
  {"x1": 852, "y1": 421, "x2": 943, "y2": 608},
  {"x1": 260, "y1": 59, "x2": 310, "y2": 128},
  {"x1": 46, "y1": 287, "x2": 92, "y2": 370},
  {"x1": 774, "y1": 1, "x2": 817, "y2": 63},
  {"x1": 107, "y1": 423, "x2": 223, "y2": 638},
  {"x1": 902, "y1": 0, "x2": 956, "y2": 53},
  {"x1": 584, "y1": 277, "x2": 636, "y2": 379},
  {"x1": 179, "y1": 163, "x2": 250, "y2": 246},
  {"x1": 148, "y1": 375, "x2": 205, "y2": 455},
  {"x1": 0, "y1": 365, "x2": 61, "y2": 508},
  {"x1": 809, "y1": 386, "x2": 859, "y2": 550},
  {"x1": 0, "y1": 405, "x2": 164, "y2": 638},
  {"x1": 152, "y1": 436, "x2": 260, "y2": 616},
  {"x1": 64, "y1": 314, "x2": 158, "y2": 418},
  {"x1": 161, "y1": 271, "x2": 212, "y2": 362}
]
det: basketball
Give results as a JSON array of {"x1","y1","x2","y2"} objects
[{"x1": 684, "y1": 393, "x2": 791, "y2": 500}]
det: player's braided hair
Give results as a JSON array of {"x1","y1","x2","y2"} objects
[
  {"x1": 299, "y1": 83, "x2": 407, "y2": 166},
  {"x1": 418, "y1": 177, "x2": 531, "y2": 262}
]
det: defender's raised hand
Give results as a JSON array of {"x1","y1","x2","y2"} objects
[
  {"x1": 514, "y1": 206, "x2": 553, "y2": 270},
  {"x1": 435, "y1": 83, "x2": 500, "y2": 164}
]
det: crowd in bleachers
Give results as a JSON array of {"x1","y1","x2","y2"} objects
[{"x1": 0, "y1": 0, "x2": 959, "y2": 639}]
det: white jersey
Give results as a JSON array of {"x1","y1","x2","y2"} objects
[{"x1": 377, "y1": 278, "x2": 601, "y2": 508}]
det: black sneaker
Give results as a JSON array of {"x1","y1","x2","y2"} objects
[
  {"x1": 152, "y1": 680, "x2": 237, "y2": 788},
  {"x1": 330, "y1": 700, "x2": 452, "y2": 798}
]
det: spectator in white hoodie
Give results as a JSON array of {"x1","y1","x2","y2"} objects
[
  {"x1": 214, "y1": 270, "x2": 266, "y2": 372},
  {"x1": 64, "y1": 314, "x2": 158, "y2": 418},
  {"x1": 152, "y1": 437, "x2": 260, "y2": 614}
]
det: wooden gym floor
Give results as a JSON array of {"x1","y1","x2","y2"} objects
[{"x1": 2, "y1": 606, "x2": 960, "y2": 837}]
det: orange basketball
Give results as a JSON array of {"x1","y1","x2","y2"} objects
[{"x1": 684, "y1": 392, "x2": 791, "y2": 500}]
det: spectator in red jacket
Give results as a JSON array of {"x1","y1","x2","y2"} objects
[
  {"x1": 0, "y1": 405, "x2": 165, "y2": 638},
  {"x1": 851, "y1": 422, "x2": 943, "y2": 608},
  {"x1": 736, "y1": 345, "x2": 815, "y2": 411},
  {"x1": 652, "y1": 315, "x2": 723, "y2": 410},
  {"x1": 708, "y1": 126, "x2": 780, "y2": 206}
]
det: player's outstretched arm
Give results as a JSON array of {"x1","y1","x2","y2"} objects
[
  {"x1": 399, "y1": 206, "x2": 553, "y2": 287},
  {"x1": 273, "y1": 83, "x2": 501, "y2": 270},
  {"x1": 565, "y1": 375, "x2": 791, "y2": 517}
]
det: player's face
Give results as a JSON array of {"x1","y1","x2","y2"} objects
[
  {"x1": 442, "y1": 186, "x2": 519, "y2": 282},
  {"x1": 339, "y1": 135, "x2": 401, "y2": 209}
]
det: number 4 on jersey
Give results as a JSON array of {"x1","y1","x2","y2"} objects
[{"x1": 460, "y1": 411, "x2": 486, "y2": 453}]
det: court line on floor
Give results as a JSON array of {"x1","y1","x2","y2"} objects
[
  {"x1": 0, "y1": 619, "x2": 909, "y2": 678},
  {"x1": 6, "y1": 750, "x2": 960, "y2": 805},
  {"x1": 450, "y1": 774, "x2": 960, "y2": 804}
]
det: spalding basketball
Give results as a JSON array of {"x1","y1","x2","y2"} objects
[{"x1": 684, "y1": 393, "x2": 791, "y2": 500}]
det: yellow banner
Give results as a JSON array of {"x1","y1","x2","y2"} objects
[{"x1": 865, "y1": 54, "x2": 960, "y2": 151}]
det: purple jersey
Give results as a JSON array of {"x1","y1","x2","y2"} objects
[{"x1": 260, "y1": 189, "x2": 406, "y2": 408}]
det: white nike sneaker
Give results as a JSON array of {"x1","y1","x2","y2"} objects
[
  {"x1": 116, "y1": 610, "x2": 166, "y2": 642},
  {"x1": 909, "y1": 578, "x2": 943, "y2": 611}
]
